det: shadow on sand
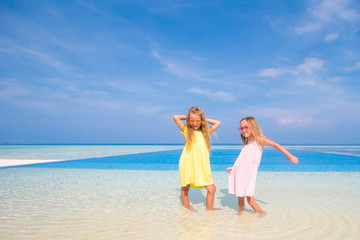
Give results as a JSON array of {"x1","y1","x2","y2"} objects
[
  {"x1": 177, "y1": 188, "x2": 208, "y2": 207},
  {"x1": 218, "y1": 189, "x2": 268, "y2": 211},
  {"x1": 177, "y1": 188, "x2": 268, "y2": 211}
]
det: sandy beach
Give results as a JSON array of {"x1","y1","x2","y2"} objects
[
  {"x1": 0, "y1": 159, "x2": 70, "y2": 168},
  {"x1": 1, "y1": 168, "x2": 359, "y2": 240}
]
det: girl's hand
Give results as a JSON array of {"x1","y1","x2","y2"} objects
[
  {"x1": 173, "y1": 115, "x2": 187, "y2": 132},
  {"x1": 207, "y1": 119, "x2": 221, "y2": 134},
  {"x1": 288, "y1": 156, "x2": 299, "y2": 164},
  {"x1": 226, "y1": 167, "x2": 233, "y2": 174}
]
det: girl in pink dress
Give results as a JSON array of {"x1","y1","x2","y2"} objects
[{"x1": 227, "y1": 117, "x2": 298, "y2": 217}]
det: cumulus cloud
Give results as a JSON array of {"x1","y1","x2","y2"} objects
[{"x1": 297, "y1": 57, "x2": 325, "y2": 75}]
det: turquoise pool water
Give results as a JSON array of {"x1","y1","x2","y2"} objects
[{"x1": 1, "y1": 145, "x2": 359, "y2": 171}]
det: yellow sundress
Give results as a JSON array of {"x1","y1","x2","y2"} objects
[{"x1": 179, "y1": 127, "x2": 214, "y2": 188}]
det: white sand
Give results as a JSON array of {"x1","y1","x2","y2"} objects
[
  {"x1": 1, "y1": 169, "x2": 359, "y2": 240},
  {"x1": 0, "y1": 159, "x2": 70, "y2": 168}
]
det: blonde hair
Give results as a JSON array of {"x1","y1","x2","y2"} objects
[
  {"x1": 240, "y1": 116, "x2": 264, "y2": 150},
  {"x1": 185, "y1": 107, "x2": 211, "y2": 151}
]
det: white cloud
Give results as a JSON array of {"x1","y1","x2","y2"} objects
[
  {"x1": 295, "y1": 22, "x2": 322, "y2": 33},
  {"x1": 0, "y1": 40, "x2": 79, "y2": 76},
  {"x1": 259, "y1": 57, "x2": 325, "y2": 79},
  {"x1": 151, "y1": 49, "x2": 202, "y2": 79},
  {"x1": 330, "y1": 76, "x2": 343, "y2": 82},
  {"x1": 90, "y1": 100, "x2": 125, "y2": 111},
  {"x1": 295, "y1": 0, "x2": 360, "y2": 34},
  {"x1": 324, "y1": 32, "x2": 340, "y2": 42},
  {"x1": 150, "y1": 48, "x2": 220, "y2": 84},
  {"x1": 189, "y1": 88, "x2": 234, "y2": 101},
  {"x1": 345, "y1": 61, "x2": 360, "y2": 72},
  {"x1": 156, "y1": 81, "x2": 172, "y2": 88},
  {"x1": 237, "y1": 107, "x2": 330, "y2": 128},
  {"x1": 277, "y1": 118, "x2": 314, "y2": 126},
  {"x1": 258, "y1": 68, "x2": 288, "y2": 78},
  {"x1": 297, "y1": 57, "x2": 325, "y2": 75},
  {"x1": 104, "y1": 80, "x2": 154, "y2": 93},
  {"x1": 65, "y1": 86, "x2": 107, "y2": 97},
  {"x1": 132, "y1": 105, "x2": 168, "y2": 115},
  {"x1": 295, "y1": 76, "x2": 317, "y2": 86},
  {"x1": 245, "y1": 107, "x2": 305, "y2": 119},
  {"x1": 0, "y1": 86, "x2": 31, "y2": 99},
  {"x1": 0, "y1": 79, "x2": 32, "y2": 101}
]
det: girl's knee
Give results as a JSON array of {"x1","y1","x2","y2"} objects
[
  {"x1": 207, "y1": 184, "x2": 216, "y2": 194},
  {"x1": 181, "y1": 186, "x2": 190, "y2": 194}
]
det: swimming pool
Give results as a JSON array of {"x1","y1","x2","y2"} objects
[{"x1": 6, "y1": 148, "x2": 359, "y2": 172}]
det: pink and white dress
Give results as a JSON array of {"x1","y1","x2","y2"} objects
[{"x1": 228, "y1": 141, "x2": 262, "y2": 197}]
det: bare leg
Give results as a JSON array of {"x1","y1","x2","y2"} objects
[
  {"x1": 246, "y1": 196, "x2": 262, "y2": 212},
  {"x1": 181, "y1": 185, "x2": 197, "y2": 212},
  {"x1": 247, "y1": 196, "x2": 267, "y2": 217},
  {"x1": 237, "y1": 197, "x2": 245, "y2": 215},
  {"x1": 205, "y1": 184, "x2": 218, "y2": 210}
]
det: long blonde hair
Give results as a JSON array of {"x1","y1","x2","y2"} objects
[
  {"x1": 185, "y1": 107, "x2": 211, "y2": 151},
  {"x1": 240, "y1": 116, "x2": 264, "y2": 150}
]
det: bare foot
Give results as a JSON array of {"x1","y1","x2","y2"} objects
[
  {"x1": 236, "y1": 210, "x2": 245, "y2": 215},
  {"x1": 206, "y1": 207, "x2": 224, "y2": 211},
  {"x1": 187, "y1": 206, "x2": 198, "y2": 212},
  {"x1": 257, "y1": 211, "x2": 267, "y2": 218}
]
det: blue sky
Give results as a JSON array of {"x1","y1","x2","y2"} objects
[{"x1": 0, "y1": 0, "x2": 359, "y2": 144}]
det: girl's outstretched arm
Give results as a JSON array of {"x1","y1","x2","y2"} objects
[
  {"x1": 173, "y1": 115, "x2": 186, "y2": 132},
  {"x1": 260, "y1": 136, "x2": 299, "y2": 164},
  {"x1": 207, "y1": 119, "x2": 221, "y2": 134}
]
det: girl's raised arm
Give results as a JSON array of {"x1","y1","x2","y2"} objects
[
  {"x1": 207, "y1": 119, "x2": 221, "y2": 134},
  {"x1": 260, "y1": 136, "x2": 298, "y2": 164},
  {"x1": 173, "y1": 115, "x2": 186, "y2": 132}
]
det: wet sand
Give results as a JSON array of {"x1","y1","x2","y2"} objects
[{"x1": 1, "y1": 168, "x2": 359, "y2": 239}]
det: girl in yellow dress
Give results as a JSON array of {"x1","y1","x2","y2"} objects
[{"x1": 173, "y1": 107, "x2": 221, "y2": 211}]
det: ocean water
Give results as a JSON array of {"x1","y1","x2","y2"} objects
[{"x1": 1, "y1": 144, "x2": 360, "y2": 240}]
